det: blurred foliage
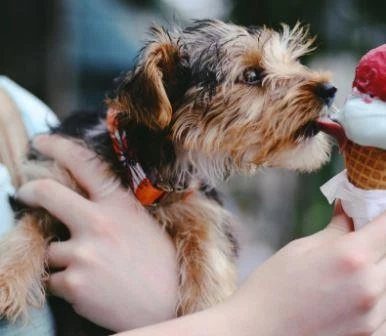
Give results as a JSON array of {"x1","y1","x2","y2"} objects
[
  {"x1": 231, "y1": 1, "x2": 327, "y2": 33},
  {"x1": 230, "y1": 0, "x2": 386, "y2": 54},
  {"x1": 120, "y1": 0, "x2": 157, "y2": 8}
]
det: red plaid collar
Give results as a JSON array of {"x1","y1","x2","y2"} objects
[{"x1": 106, "y1": 108, "x2": 166, "y2": 206}]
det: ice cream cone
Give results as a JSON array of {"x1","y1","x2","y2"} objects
[
  {"x1": 322, "y1": 44, "x2": 386, "y2": 190},
  {"x1": 344, "y1": 139, "x2": 386, "y2": 190},
  {"x1": 319, "y1": 44, "x2": 386, "y2": 230}
]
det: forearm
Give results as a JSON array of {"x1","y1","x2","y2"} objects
[{"x1": 114, "y1": 305, "x2": 235, "y2": 336}]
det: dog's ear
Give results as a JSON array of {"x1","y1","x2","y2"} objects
[{"x1": 108, "y1": 27, "x2": 183, "y2": 130}]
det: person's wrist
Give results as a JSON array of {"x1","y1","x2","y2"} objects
[
  {"x1": 218, "y1": 298, "x2": 261, "y2": 336},
  {"x1": 194, "y1": 304, "x2": 235, "y2": 336},
  {"x1": 220, "y1": 273, "x2": 283, "y2": 336}
]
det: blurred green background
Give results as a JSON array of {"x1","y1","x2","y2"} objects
[{"x1": 1, "y1": 0, "x2": 385, "y2": 279}]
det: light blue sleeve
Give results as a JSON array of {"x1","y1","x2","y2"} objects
[
  {"x1": 0, "y1": 76, "x2": 59, "y2": 237},
  {"x1": 0, "y1": 76, "x2": 58, "y2": 137},
  {"x1": 0, "y1": 304, "x2": 55, "y2": 336},
  {"x1": 0, "y1": 165, "x2": 15, "y2": 237},
  {"x1": 0, "y1": 77, "x2": 57, "y2": 335}
]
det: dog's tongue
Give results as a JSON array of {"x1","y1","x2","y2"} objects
[{"x1": 316, "y1": 117, "x2": 347, "y2": 149}]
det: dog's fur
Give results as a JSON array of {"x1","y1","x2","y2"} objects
[{"x1": 0, "y1": 19, "x2": 335, "y2": 323}]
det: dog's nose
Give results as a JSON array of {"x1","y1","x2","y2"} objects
[{"x1": 315, "y1": 83, "x2": 337, "y2": 107}]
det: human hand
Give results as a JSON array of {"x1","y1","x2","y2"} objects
[
  {"x1": 17, "y1": 135, "x2": 178, "y2": 332},
  {"x1": 222, "y1": 202, "x2": 386, "y2": 336}
]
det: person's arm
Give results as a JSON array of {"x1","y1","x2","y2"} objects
[
  {"x1": 117, "y1": 201, "x2": 386, "y2": 336},
  {"x1": 18, "y1": 135, "x2": 386, "y2": 335},
  {"x1": 116, "y1": 305, "x2": 233, "y2": 336}
]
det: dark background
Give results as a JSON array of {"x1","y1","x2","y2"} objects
[{"x1": 1, "y1": 0, "x2": 385, "y2": 278}]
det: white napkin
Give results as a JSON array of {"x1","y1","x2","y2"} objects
[{"x1": 321, "y1": 170, "x2": 386, "y2": 230}]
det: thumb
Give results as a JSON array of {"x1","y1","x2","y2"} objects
[{"x1": 324, "y1": 200, "x2": 354, "y2": 235}]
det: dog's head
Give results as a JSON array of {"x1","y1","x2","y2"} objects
[{"x1": 108, "y1": 19, "x2": 336, "y2": 183}]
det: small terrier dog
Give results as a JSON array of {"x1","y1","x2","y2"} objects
[{"x1": 0, "y1": 19, "x2": 336, "y2": 323}]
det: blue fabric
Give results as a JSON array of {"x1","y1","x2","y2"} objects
[
  {"x1": 0, "y1": 305, "x2": 55, "y2": 336},
  {"x1": 0, "y1": 77, "x2": 57, "y2": 335},
  {"x1": 0, "y1": 76, "x2": 58, "y2": 138}
]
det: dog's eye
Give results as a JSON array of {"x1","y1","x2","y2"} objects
[{"x1": 243, "y1": 68, "x2": 265, "y2": 85}]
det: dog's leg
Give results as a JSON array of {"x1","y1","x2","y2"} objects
[
  {"x1": 0, "y1": 213, "x2": 49, "y2": 322},
  {"x1": 173, "y1": 199, "x2": 237, "y2": 315},
  {"x1": 156, "y1": 194, "x2": 237, "y2": 315}
]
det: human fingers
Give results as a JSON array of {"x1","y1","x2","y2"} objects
[
  {"x1": 355, "y1": 210, "x2": 386, "y2": 262},
  {"x1": 360, "y1": 290, "x2": 386, "y2": 336},
  {"x1": 33, "y1": 135, "x2": 111, "y2": 197},
  {"x1": 374, "y1": 312, "x2": 386, "y2": 336},
  {"x1": 327, "y1": 200, "x2": 354, "y2": 234},
  {"x1": 332, "y1": 199, "x2": 348, "y2": 217},
  {"x1": 340, "y1": 255, "x2": 386, "y2": 335},
  {"x1": 48, "y1": 271, "x2": 75, "y2": 302},
  {"x1": 48, "y1": 241, "x2": 72, "y2": 270},
  {"x1": 312, "y1": 200, "x2": 354, "y2": 243},
  {"x1": 374, "y1": 321, "x2": 386, "y2": 336},
  {"x1": 17, "y1": 179, "x2": 96, "y2": 236}
]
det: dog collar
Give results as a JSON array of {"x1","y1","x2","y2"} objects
[{"x1": 106, "y1": 108, "x2": 166, "y2": 206}]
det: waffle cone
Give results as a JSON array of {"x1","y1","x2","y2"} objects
[{"x1": 344, "y1": 140, "x2": 386, "y2": 190}]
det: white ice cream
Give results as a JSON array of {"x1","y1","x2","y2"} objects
[
  {"x1": 321, "y1": 89, "x2": 386, "y2": 230},
  {"x1": 332, "y1": 89, "x2": 386, "y2": 149}
]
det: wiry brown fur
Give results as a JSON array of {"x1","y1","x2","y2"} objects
[
  {"x1": 0, "y1": 214, "x2": 47, "y2": 323},
  {"x1": 154, "y1": 193, "x2": 236, "y2": 315},
  {"x1": 0, "y1": 19, "x2": 336, "y2": 325}
]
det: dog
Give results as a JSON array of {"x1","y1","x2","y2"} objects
[{"x1": 0, "y1": 19, "x2": 336, "y2": 324}]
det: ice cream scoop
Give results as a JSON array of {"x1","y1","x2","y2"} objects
[{"x1": 318, "y1": 44, "x2": 386, "y2": 150}]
